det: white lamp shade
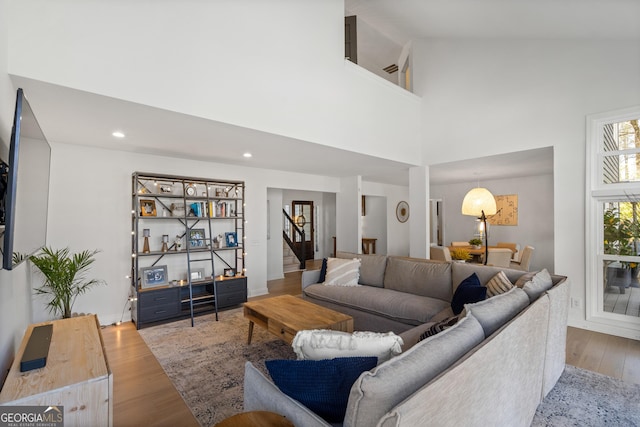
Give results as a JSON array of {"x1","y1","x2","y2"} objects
[{"x1": 461, "y1": 187, "x2": 497, "y2": 217}]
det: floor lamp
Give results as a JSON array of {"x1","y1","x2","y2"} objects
[{"x1": 461, "y1": 187, "x2": 497, "y2": 265}]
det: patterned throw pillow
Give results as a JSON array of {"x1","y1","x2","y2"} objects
[
  {"x1": 418, "y1": 315, "x2": 460, "y2": 341},
  {"x1": 324, "y1": 257, "x2": 361, "y2": 286},
  {"x1": 292, "y1": 330, "x2": 403, "y2": 364},
  {"x1": 486, "y1": 271, "x2": 514, "y2": 297}
]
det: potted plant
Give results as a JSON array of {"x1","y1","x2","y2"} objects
[
  {"x1": 603, "y1": 206, "x2": 638, "y2": 293},
  {"x1": 450, "y1": 248, "x2": 471, "y2": 263},
  {"x1": 30, "y1": 247, "x2": 105, "y2": 319},
  {"x1": 468, "y1": 238, "x2": 483, "y2": 249}
]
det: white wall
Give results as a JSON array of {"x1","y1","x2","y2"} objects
[
  {"x1": 431, "y1": 174, "x2": 554, "y2": 272},
  {"x1": 322, "y1": 192, "x2": 337, "y2": 257},
  {"x1": 41, "y1": 143, "x2": 342, "y2": 326},
  {"x1": 336, "y1": 176, "x2": 361, "y2": 253},
  {"x1": 362, "y1": 181, "x2": 410, "y2": 256},
  {"x1": 414, "y1": 39, "x2": 640, "y2": 336},
  {"x1": 0, "y1": 0, "x2": 36, "y2": 384},
  {"x1": 361, "y1": 196, "x2": 387, "y2": 255},
  {"x1": 266, "y1": 188, "x2": 283, "y2": 281},
  {"x1": 8, "y1": 0, "x2": 422, "y2": 166}
]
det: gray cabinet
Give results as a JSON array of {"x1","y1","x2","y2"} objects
[{"x1": 131, "y1": 172, "x2": 247, "y2": 328}]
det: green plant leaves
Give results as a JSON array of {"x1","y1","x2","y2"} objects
[{"x1": 30, "y1": 247, "x2": 105, "y2": 319}]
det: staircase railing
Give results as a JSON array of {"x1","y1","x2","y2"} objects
[{"x1": 283, "y1": 209, "x2": 306, "y2": 269}]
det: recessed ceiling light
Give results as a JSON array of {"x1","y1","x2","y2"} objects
[
  {"x1": 243, "y1": 152, "x2": 252, "y2": 158},
  {"x1": 112, "y1": 131, "x2": 125, "y2": 138}
]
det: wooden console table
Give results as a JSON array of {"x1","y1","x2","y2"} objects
[{"x1": 0, "y1": 315, "x2": 113, "y2": 427}]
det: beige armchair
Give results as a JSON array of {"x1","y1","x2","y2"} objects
[
  {"x1": 496, "y1": 242, "x2": 520, "y2": 260},
  {"x1": 510, "y1": 245, "x2": 534, "y2": 271},
  {"x1": 430, "y1": 245, "x2": 452, "y2": 262},
  {"x1": 484, "y1": 248, "x2": 513, "y2": 267}
]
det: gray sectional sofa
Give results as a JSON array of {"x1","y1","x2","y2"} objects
[{"x1": 244, "y1": 252, "x2": 570, "y2": 427}]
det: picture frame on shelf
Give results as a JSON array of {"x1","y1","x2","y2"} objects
[
  {"x1": 170, "y1": 202, "x2": 185, "y2": 217},
  {"x1": 225, "y1": 231, "x2": 238, "y2": 247},
  {"x1": 188, "y1": 228, "x2": 206, "y2": 248},
  {"x1": 140, "y1": 265, "x2": 168, "y2": 289},
  {"x1": 224, "y1": 268, "x2": 236, "y2": 277},
  {"x1": 140, "y1": 199, "x2": 157, "y2": 217},
  {"x1": 190, "y1": 268, "x2": 205, "y2": 282}
]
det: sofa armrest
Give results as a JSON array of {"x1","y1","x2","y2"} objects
[
  {"x1": 243, "y1": 362, "x2": 331, "y2": 427},
  {"x1": 302, "y1": 269, "x2": 321, "y2": 289}
]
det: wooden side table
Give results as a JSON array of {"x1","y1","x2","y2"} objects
[{"x1": 215, "y1": 411, "x2": 294, "y2": 427}]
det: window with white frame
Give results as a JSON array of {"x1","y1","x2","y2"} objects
[{"x1": 586, "y1": 106, "x2": 640, "y2": 336}]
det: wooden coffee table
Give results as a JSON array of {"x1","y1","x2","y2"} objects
[{"x1": 243, "y1": 295, "x2": 353, "y2": 344}]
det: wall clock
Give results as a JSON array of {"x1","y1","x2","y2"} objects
[
  {"x1": 185, "y1": 183, "x2": 196, "y2": 196},
  {"x1": 396, "y1": 201, "x2": 409, "y2": 223}
]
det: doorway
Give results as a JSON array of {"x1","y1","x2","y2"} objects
[{"x1": 292, "y1": 200, "x2": 314, "y2": 261}]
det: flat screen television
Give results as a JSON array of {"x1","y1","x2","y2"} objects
[{"x1": 0, "y1": 88, "x2": 51, "y2": 270}]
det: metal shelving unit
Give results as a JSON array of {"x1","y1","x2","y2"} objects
[{"x1": 130, "y1": 172, "x2": 246, "y2": 328}]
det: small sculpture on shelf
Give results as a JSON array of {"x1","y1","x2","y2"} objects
[
  {"x1": 161, "y1": 235, "x2": 169, "y2": 252},
  {"x1": 174, "y1": 235, "x2": 182, "y2": 251},
  {"x1": 143, "y1": 229, "x2": 151, "y2": 253}
]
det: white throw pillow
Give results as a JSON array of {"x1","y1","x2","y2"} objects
[
  {"x1": 324, "y1": 257, "x2": 361, "y2": 287},
  {"x1": 292, "y1": 329, "x2": 404, "y2": 364}
]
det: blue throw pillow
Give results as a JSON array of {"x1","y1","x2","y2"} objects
[
  {"x1": 265, "y1": 356, "x2": 377, "y2": 422},
  {"x1": 451, "y1": 272, "x2": 487, "y2": 315},
  {"x1": 317, "y1": 257, "x2": 328, "y2": 283}
]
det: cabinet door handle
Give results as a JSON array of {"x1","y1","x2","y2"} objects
[
  {"x1": 155, "y1": 310, "x2": 167, "y2": 314},
  {"x1": 155, "y1": 297, "x2": 167, "y2": 301}
]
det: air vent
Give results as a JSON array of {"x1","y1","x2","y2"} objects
[{"x1": 383, "y1": 64, "x2": 398, "y2": 74}]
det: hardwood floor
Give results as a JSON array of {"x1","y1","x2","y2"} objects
[
  {"x1": 101, "y1": 321, "x2": 199, "y2": 427},
  {"x1": 101, "y1": 260, "x2": 640, "y2": 426}
]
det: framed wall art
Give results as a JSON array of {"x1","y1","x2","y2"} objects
[
  {"x1": 140, "y1": 265, "x2": 168, "y2": 289},
  {"x1": 225, "y1": 231, "x2": 238, "y2": 247},
  {"x1": 488, "y1": 194, "x2": 518, "y2": 226},
  {"x1": 189, "y1": 268, "x2": 205, "y2": 282},
  {"x1": 188, "y1": 228, "x2": 206, "y2": 248},
  {"x1": 140, "y1": 199, "x2": 157, "y2": 217}
]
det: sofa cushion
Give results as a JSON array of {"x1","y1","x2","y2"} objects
[
  {"x1": 383, "y1": 257, "x2": 453, "y2": 301},
  {"x1": 291, "y1": 330, "x2": 403, "y2": 364},
  {"x1": 304, "y1": 284, "x2": 450, "y2": 326},
  {"x1": 464, "y1": 286, "x2": 530, "y2": 337},
  {"x1": 324, "y1": 258, "x2": 361, "y2": 286},
  {"x1": 486, "y1": 271, "x2": 514, "y2": 297},
  {"x1": 266, "y1": 357, "x2": 378, "y2": 423},
  {"x1": 521, "y1": 268, "x2": 554, "y2": 302},
  {"x1": 337, "y1": 251, "x2": 388, "y2": 287},
  {"x1": 343, "y1": 315, "x2": 485, "y2": 427},
  {"x1": 451, "y1": 273, "x2": 487, "y2": 315},
  {"x1": 514, "y1": 271, "x2": 536, "y2": 288}
]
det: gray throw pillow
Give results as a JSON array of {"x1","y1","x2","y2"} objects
[{"x1": 521, "y1": 268, "x2": 553, "y2": 302}]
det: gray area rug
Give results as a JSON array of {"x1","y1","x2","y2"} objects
[
  {"x1": 532, "y1": 365, "x2": 640, "y2": 427},
  {"x1": 138, "y1": 308, "x2": 295, "y2": 426},
  {"x1": 140, "y1": 309, "x2": 640, "y2": 426}
]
